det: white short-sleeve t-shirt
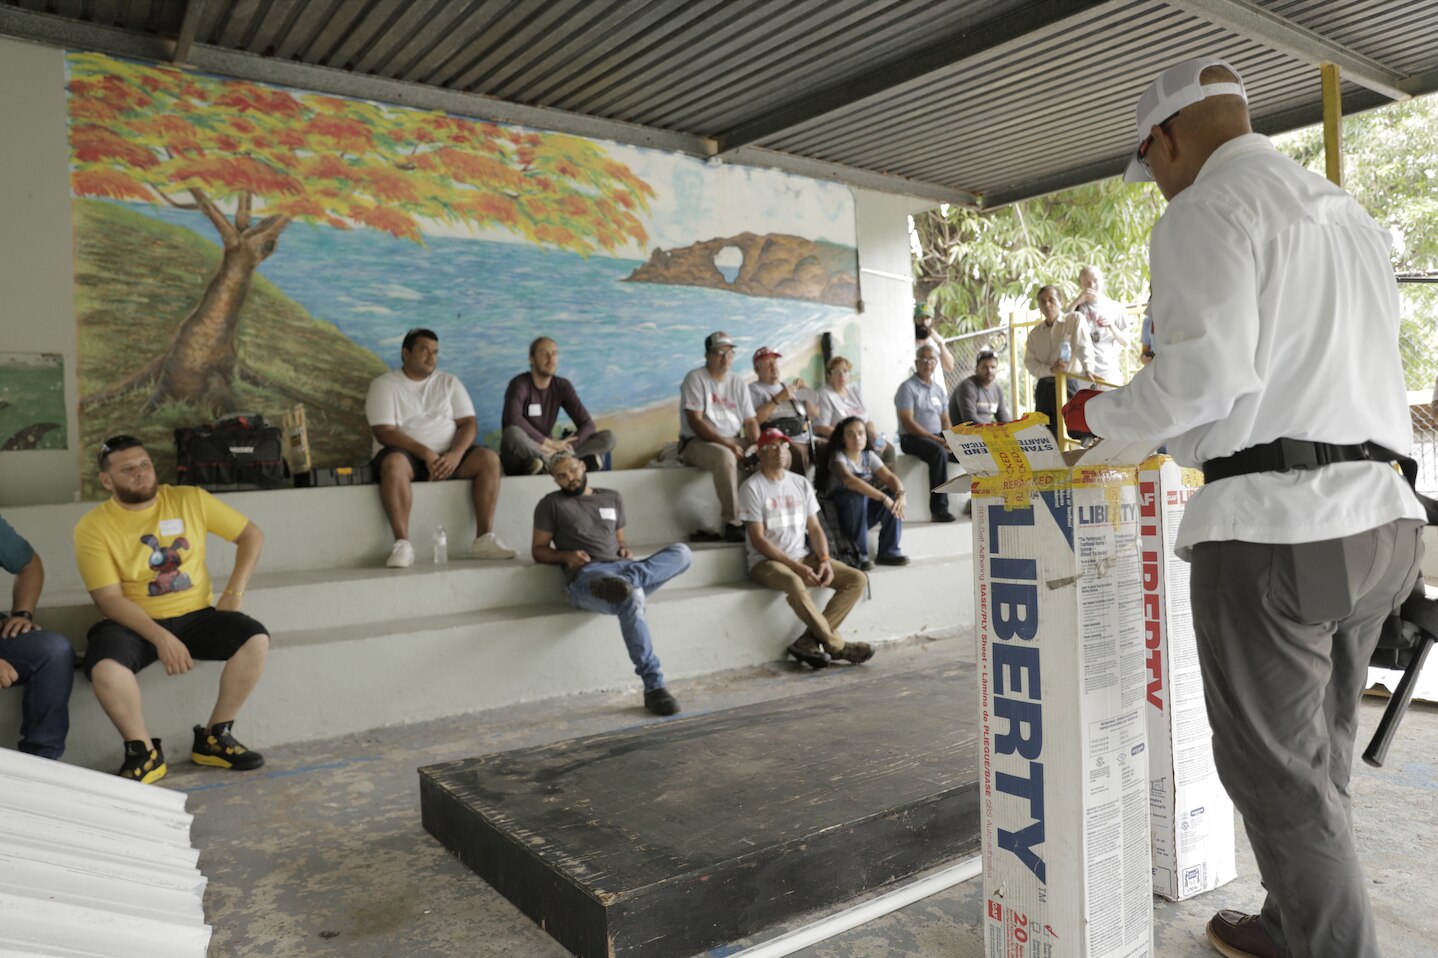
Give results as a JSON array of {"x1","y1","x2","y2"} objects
[
  {"x1": 738, "y1": 470, "x2": 820, "y2": 570},
  {"x1": 365, "y1": 368, "x2": 475, "y2": 455},
  {"x1": 680, "y1": 367, "x2": 755, "y2": 440},
  {"x1": 817, "y1": 385, "x2": 869, "y2": 429}
]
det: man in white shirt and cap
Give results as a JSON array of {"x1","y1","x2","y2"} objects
[{"x1": 1065, "y1": 58, "x2": 1425, "y2": 958}]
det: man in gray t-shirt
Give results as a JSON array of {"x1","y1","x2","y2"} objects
[{"x1": 532, "y1": 454, "x2": 691, "y2": 716}]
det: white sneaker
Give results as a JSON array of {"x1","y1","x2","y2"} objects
[
  {"x1": 386, "y1": 539, "x2": 415, "y2": 568},
  {"x1": 470, "y1": 533, "x2": 517, "y2": 560}
]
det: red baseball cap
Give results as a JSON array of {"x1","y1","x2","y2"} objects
[
  {"x1": 752, "y1": 346, "x2": 782, "y2": 363},
  {"x1": 757, "y1": 428, "x2": 793, "y2": 449}
]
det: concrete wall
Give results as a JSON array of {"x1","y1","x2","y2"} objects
[
  {"x1": 0, "y1": 35, "x2": 932, "y2": 507},
  {"x1": 0, "y1": 37, "x2": 81, "y2": 505},
  {"x1": 854, "y1": 190, "x2": 937, "y2": 443}
]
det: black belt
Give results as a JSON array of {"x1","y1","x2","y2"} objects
[{"x1": 1202, "y1": 438, "x2": 1407, "y2": 485}]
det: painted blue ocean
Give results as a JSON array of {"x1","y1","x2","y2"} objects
[{"x1": 124, "y1": 204, "x2": 856, "y2": 433}]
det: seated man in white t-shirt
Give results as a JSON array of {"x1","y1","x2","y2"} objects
[
  {"x1": 739, "y1": 429, "x2": 872, "y2": 671},
  {"x1": 365, "y1": 328, "x2": 516, "y2": 568},
  {"x1": 679, "y1": 331, "x2": 760, "y2": 543}
]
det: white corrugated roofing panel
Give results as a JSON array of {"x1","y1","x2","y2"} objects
[{"x1": 0, "y1": 749, "x2": 210, "y2": 958}]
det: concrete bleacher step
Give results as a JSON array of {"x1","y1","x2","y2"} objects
[
  {"x1": 25, "y1": 544, "x2": 974, "y2": 770},
  {"x1": 36, "y1": 520, "x2": 969, "y2": 644},
  {"x1": 1, "y1": 457, "x2": 973, "y2": 770}
]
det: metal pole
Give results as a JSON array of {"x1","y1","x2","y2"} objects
[
  {"x1": 1056, "y1": 369, "x2": 1071, "y2": 450},
  {"x1": 1322, "y1": 62, "x2": 1344, "y2": 187},
  {"x1": 1008, "y1": 309, "x2": 1019, "y2": 419}
]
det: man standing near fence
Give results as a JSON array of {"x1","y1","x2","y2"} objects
[
  {"x1": 1064, "y1": 57, "x2": 1424, "y2": 958},
  {"x1": 1023, "y1": 284, "x2": 1092, "y2": 437},
  {"x1": 1069, "y1": 266, "x2": 1130, "y2": 386}
]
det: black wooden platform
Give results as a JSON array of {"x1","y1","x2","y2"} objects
[{"x1": 419, "y1": 665, "x2": 980, "y2": 958}]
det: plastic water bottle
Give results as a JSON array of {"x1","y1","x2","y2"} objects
[
  {"x1": 432, "y1": 525, "x2": 448, "y2": 565},
  {"x1": 1059, "y1": 341, "x2": 1072, "y2": 364}
]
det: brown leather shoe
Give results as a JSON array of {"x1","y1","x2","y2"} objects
[{"x1": 1206, "y1": 910, "x2": 1281, "y2": 958}]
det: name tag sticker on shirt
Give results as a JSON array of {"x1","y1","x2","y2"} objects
[
  {"x1": 527, "y1": 403, "x2": 543, "y2": 417},
  {"x1": 159, "y1": 518, "x2": 184, "y2": 537},
  {"x1": 599, "y1": 507, "x2": 617, "y2": 521}
]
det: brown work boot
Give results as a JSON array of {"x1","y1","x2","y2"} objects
[
  {"x1": 830, "y1": 640, "x2": 875, "y2": 665},
  {"x1": 1205, "y1": 910, "x2": 1281, "y2": 958},
  {"x1": 786, "y1": 633, "x2": 830, "y2": 670}
]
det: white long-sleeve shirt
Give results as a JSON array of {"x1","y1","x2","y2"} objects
[{"x1": 1087, "y1": 133, "x2": 1423, "y2": 558}]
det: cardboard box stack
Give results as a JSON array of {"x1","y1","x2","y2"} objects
[
  {"x1": 941, "y1": 416, "x2": 1154, "y2": 958},
  {"x1": 1136, "y1": 455, "x2": 1236, "y2": 901}
]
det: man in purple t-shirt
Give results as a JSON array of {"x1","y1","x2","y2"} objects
[{"x1": 500, "y1": 337, "x2": 617, "y2": 475}]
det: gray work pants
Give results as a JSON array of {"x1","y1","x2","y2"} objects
[
  {"x1": 500, "y1": 425, "x2": 616, "y2": 475},
  {"x1": 1191, "y1": 519, "x2": 1424, "y2": 958}
]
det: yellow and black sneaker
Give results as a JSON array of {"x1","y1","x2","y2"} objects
[
  {"x1": 191, "y1": 721, "x2": 265, "y2": 771},
  {"x1": 118, "y1": 738, "x2": 167, "y2": 784}
]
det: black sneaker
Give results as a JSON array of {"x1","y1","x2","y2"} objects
[
  {"x1": 876, "y1": 554, "x2": 910, "y2": 566},
  {"x1": 689, "y1": 529, "x2": 723, "y2": 543},
  {"x1": 722, "y1": 523, "x2": 747, "y2": 543},
  {"x1": 589, "y1": 575, "x2": 632, "y2": 604},
  {"x1": 582, "y1": 454, "x2": 603, "y2": 472},
  {"x1": 118, "y1": 738, "x2": 167, "y2": 784},
  {"x1": 858, "y1": 559, "x2": 874, "y2": 571},
  {"x1": 644, "y1": 687, "x2": 681, "y2": 716},
  {"x1": 192, "y1": 721, "x2": 265, "y2": 771},
  {"x1": 930, "y1": 510, "x2": 957, "y2": 523},
  {"x1": 786, "y1": 634, "x2": 830, "y2": 670}
]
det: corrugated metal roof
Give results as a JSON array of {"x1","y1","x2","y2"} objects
[
  {"x1": 1, "y1": 0, "x2": 1436, "y2": 207},
  {"x1": 0, "y1": 748, "x2": 209, "y2": 958}
]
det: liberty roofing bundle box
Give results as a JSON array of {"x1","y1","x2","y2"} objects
[
  {"x1": 940, "y1": 417, "x2": 1154, "y2": 958},
  {"x1": 1136, "y1": 456, "x2": 1236, "y2": 901}
]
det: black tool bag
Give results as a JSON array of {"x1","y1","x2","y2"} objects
[
  {"x1": 812, "y1": 494, "x2": 862, "y2": 569},
  {"x1": 175, "y1": 413, "x2": 290, "y2": 490}
]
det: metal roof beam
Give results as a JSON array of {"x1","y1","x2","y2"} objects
[
  {"x1": 1167, "y1": 0, "x2": 1413, "y2": 100},
  {"x1": 712, "y1": 0, "x2": 1127, "y2": 154},
  {"x1": 724, "y1": 146, "x2": 977, "y2": 207},
  {"x1": 0, "y1": 5, "x2": 707, "y2": 155},
  {"x1": 171, "y1": 0, "x2": 202, "y2": 64}
]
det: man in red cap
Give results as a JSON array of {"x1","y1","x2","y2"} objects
[
  {"x1": 738, "y1": 429, "x2": 871, "y2": 669},
  {"x1": 749, "y1": 346, "x2": 819, "y2": 476},
  {"x1": 1065, "y1": 57, "x2": 1424, "y2": 958}
]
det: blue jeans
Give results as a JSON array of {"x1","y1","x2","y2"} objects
[
  {"x1": 830, "y1": 487, "x2": 902, "y2": 562},
  {"x1": 566, "y1": 544, "x2": 692, "y2": 692},
  {"x1": 1, "y1": 628, "x2": 75, "y2": 759}
]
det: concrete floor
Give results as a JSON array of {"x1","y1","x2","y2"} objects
[{"x1": 161, "y1": 631, "x2": 1438, "y2": 958}]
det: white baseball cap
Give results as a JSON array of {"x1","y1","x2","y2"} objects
[{"x1": 1123, "y1": 57, "x2": 1247, "y2": 183}]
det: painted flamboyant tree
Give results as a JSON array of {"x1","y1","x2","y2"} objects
[{"x1": 66, "y1": 52, "x2": 656, "y2": 412}]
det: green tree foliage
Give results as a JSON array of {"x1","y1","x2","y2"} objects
[
  {"x1": 911, "y1": 178, "x2": 1166, "y2": 337},
  {"x1": 1276, "y1": 95, "x2": 1438, "y2": 391},
  {"x1": 913, "y1": 92, "x2": 1438, "y2": 365}
]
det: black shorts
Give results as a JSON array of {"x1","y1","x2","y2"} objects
[
  {"x1": 371, "y1": 444, "x2": 484, "y2": 482},
  {"x1": 83, "y1": 607, "x2": 268, "y2": 678}
]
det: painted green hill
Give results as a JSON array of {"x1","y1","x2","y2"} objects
[{"x1": 73, "y1": 199, "x2": 387, "y2": 499}]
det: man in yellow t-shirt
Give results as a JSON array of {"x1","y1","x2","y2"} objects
[{"x1": 74, "y1": 436, "x2": 270, "y2": 784}]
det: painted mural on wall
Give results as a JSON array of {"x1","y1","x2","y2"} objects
[
  {"x1": 65, "y1": 52, "x2": 860, "y2": 496},
  {"x1": 0, "y1": 353, "x2": 66, "y2": 451}
]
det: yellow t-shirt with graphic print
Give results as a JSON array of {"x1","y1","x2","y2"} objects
[{"x1": 74, "y1": 485, "x2": 250, "y2": 620}]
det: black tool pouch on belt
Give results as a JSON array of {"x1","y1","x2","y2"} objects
[{"x1": 762, "y1": 415, "x2": 810, "y2": 440}]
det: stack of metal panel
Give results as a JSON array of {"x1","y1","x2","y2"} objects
[{"x1": 0, "y1": 749, "x2": 210, "y2": 958}]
